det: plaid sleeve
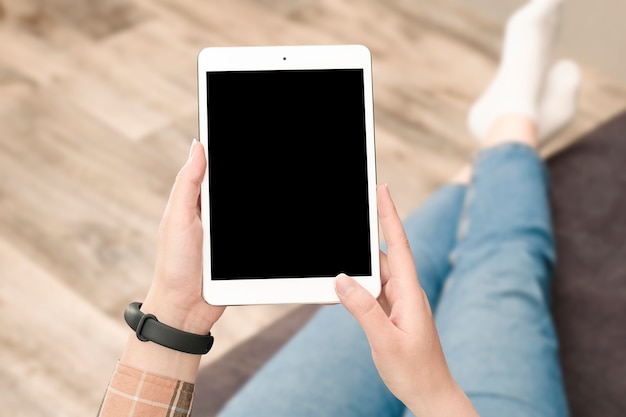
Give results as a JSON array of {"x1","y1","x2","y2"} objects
[{"x1": 97, "y1": 362, "x2": 195, "y2": 417}]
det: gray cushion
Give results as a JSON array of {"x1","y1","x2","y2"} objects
[{"x1": 550, "y1": 109, "x2": 626, "y2": 417}]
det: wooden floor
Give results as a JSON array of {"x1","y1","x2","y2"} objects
[{"x1": 1, "y1": 0, "x2": 625, "y2": 415}]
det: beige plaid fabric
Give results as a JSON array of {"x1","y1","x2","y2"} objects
[{"x1": 98, "y1": 362, "x2": 195, "y2": 417}]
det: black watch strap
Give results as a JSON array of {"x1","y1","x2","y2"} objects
[{"x1": 124, "y1": 302, "x2": 214, "y2": 355}]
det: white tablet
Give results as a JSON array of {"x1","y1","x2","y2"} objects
[{"x1": 198, "y1": 45, "x2": 379, "y2": 305}]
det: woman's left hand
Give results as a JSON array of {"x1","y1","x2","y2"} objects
[{"x1": 141, "y1": 139, "x2": 225, "y2": 335}]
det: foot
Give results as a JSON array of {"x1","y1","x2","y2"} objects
[
  {"x1": 468, "y1": 0, "x2": 568, "y2": 142},
  {"x1": 537, "y1": 59, "x2": 581, "y2": 139}
]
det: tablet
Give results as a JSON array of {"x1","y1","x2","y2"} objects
[{"x1": 198, "y1": 45, "x2": 379, "y2": 305}]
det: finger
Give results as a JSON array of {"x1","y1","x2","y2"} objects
[
  {"x1": 335, "y1": 274, "x2": 394, "y2": 340},
  {"x1": 377, "y1": 184, "x2": 419, "y2": 284},
  {"x1": 379, "y1": 250, "x2": 391, "y2": 286},
  {"x1": 377, "y1": 252, "x2": 392, "y2": 315},
  {"x1": 167, "y1": 139, "x2": 207, "y2": 217}
]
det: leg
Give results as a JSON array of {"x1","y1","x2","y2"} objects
[
  {"x1": 439, "y1": 94, "x2": 571, "y2": 417},
  {"x1": 218, "y1": 304, "x2": 404, "y2": 417},
  {"x1": 433, "y1": 1, "x2": 579, "y2": 413},
  {"x1": 435, "y1": 135, "x2": 568, "y2": 417},
  {"x1": 219, "y1": 181, "x2": 467, "y2": 416}
]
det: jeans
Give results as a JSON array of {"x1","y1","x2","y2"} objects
[{"x1": 217, "y1": 144, "x2": 569, "y2": 417}]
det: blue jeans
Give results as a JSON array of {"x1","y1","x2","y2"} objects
[{"x1": 218, "y1": 144, "x2": 569, "y2": 417}]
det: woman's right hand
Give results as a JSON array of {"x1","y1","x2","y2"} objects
[{"x1": 335, "y1": 184, "x2": 478, "y2": 417}]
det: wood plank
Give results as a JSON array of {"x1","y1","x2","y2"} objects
[
  {"x1": 0, "y1": 97, "x2": 172, "y2": 317},
  {"x1": 2, "y1": 0, "x2": 150, "y2": 40},
  {"x1": 0, "y1": 237, "x2": 127, "y2": 417}
]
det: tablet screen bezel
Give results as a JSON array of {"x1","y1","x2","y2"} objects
[{"x1": 198, "y1": 45, "x2": 380, "y2": 305}]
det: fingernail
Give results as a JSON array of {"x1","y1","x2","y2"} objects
[
  {"x1": 188, "y1": 138, "x2": 197, "y2": 164},
  {"x1": 335, "y1": 274, "x2": 356, "y2": 297}
]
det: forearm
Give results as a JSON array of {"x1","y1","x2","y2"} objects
[
  {"x1": 120, "y1": 330, "x2": 202, "y2": 383},
  {"x1": 97, "y1": 361, "x2": 196, "y2": 417},
  {"x1": 97, "y1": 335, "x2": 202, "y2": 417},
  {"x1": 98, "y1": 302, "x2": 211, "y2": 417}
]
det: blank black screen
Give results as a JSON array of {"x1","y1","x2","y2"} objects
[{"x1": 206, "y1": 69, "x2": 371, "y2": 279}]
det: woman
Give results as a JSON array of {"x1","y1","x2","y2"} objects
[{"x1": 98, "y1": 0, "x2": 580, "y2": 416}]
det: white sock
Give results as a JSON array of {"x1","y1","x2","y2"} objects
[
  {"x1": 468, "y1": 0, "x2": 565, "y2": 142},
  {"x1": 538, "y1": 59, "x2": 581, "y2": 139}
]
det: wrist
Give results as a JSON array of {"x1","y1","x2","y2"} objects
[
  {"x1": 120, "y1": 300, "x2": 214, "y2": 383},
  {"x1": 141, "y1": 291, "x2": 213, "y2": 335},
  {"x1": 139, "y1": 302, "x2": 212, "y2": 335},
  {"x1": 406, "y1": 379, "x2": 479, "y2": 417}
]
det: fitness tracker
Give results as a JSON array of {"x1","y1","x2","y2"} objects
[{"x1": 124, "y1": 302, "x2": 214, "y2": 355}]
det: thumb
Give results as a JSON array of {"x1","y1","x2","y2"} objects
[
  {"x1": 169, "y1": 139, "x2": 206, "y2": 215},
  {"x1": 335, "y1": 274, "x2": 393, "y2": 340}
]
